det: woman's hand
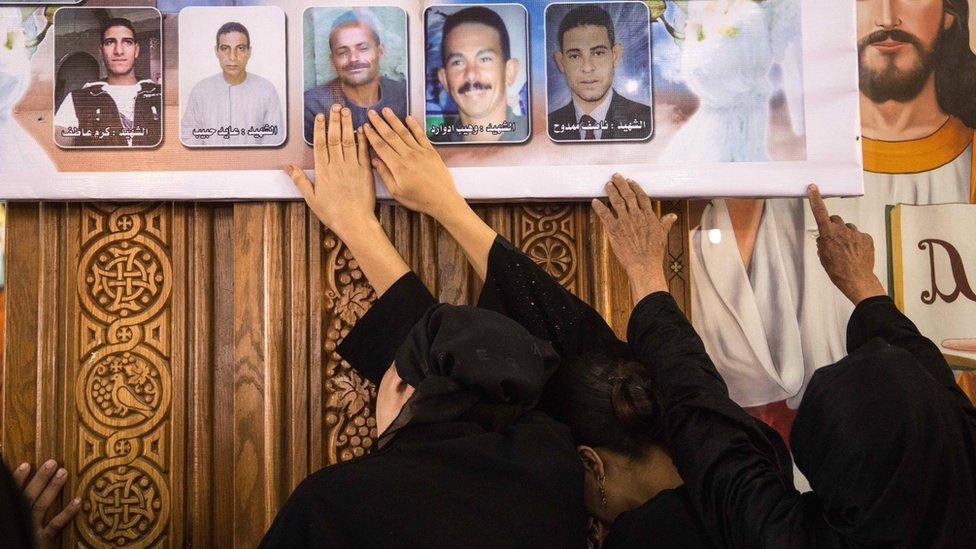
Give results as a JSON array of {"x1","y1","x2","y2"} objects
[
  {"x1": 362, "y1": 108, "x2": 463, "y2": 219},
  {"x1": 592, "y1": 174, "x2": 676, "y2": 303},
  {"x1": 13, "y1": 459, "x2": 81, "y2": 549},
  {"x1": 807, "y1": 184, "x2": 886, "y2": 304},
  {"x1": 286, "y1": 104, "x2": 375, "y2": 241}
]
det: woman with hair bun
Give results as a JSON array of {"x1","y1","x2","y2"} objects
[{"x1": 362, "y1": 107, "x2": 976, "y2": 548}]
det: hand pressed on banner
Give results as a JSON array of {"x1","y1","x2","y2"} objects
[
  {"x1": 12, "y1": 459, "x2": 81, "y2": 549},
  {"x1": 285, "y1": 104, "x2": 373, "y2": 241},
  {"x1": 362, "y1": 107, "x2": 463, "y2": 218},
  {"x1": 592, "y1": 174, "x2": 676, "y2": 303},
  {"x1": 807, "y1": 184, "x2": 886, "y2": 305}
]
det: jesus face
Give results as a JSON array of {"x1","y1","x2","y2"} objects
[{"x1": 856, "y1": 0, "x2": 954, "y2": 103}]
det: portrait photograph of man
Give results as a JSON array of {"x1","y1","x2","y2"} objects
[
  {"x1": 545, "y1": 2, "x2": 653, "y2": 142},
  {"x1": 178, "y1": 6, "x2": 286, "y2": 148},
  {"x1": 53, "y1": 8, "x2": 162, "y2": 148},
  {"x1": 303, "y1": 6, "x2": 409, "y2": 145},
  {"x1": 424, "y1": 4, "x2": 530, "y2": 144}
]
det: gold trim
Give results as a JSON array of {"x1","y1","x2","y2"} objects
[
  {"x1": 947, "y1": 353, "x2": 976, "y2": 371},
  {"x1": 863, "y1": 117, "x2": 972, "y2": 174}
]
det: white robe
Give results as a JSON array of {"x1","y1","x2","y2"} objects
[
  {"x1": 693, "y1": 119, "x2": 974, "y2": 408},
  {"x1": 180, "y1": 72, "x2": 284, "y2": 147}
]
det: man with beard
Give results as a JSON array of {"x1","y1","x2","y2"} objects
[
  {"x1": 303, "y1": 10, "x2": 407, "y2": 144},
  {"x1": 430, "y1": 6, "x2": 528, "y2": 143},
  {"x1": 54, "y1": 17, "x2": 161, "y2": 147},
  {"x1": 690, "y1": 0, "x2": 976, "y2": 448},
  {"x1": 548, "y1": 4, "x2": 652, "y2": 142}
]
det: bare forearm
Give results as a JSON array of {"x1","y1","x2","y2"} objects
[
  {"x1": 432, "y1": 199, "x2": 497, "y2": 281},
  {"x1": 627, "y1": 266, "x2": 670, "y2": 306},
  {"x1": 337, "y1": 219, "x2": 411, "y2": 297}
]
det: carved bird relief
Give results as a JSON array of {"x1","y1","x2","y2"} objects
[{"x1": 109, "y1": 373, "x2": 154, "y2": 418}]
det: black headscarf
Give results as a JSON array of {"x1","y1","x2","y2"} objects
[
  {"x1": 0, "y1": 458, "x2": 34, "y2": 549},
  {"x1": 792, "y1": 338, "x2": 976, "y2": 546},
  {"x1": 378, "y1": 304, "x2": 561, "y2": 443}
]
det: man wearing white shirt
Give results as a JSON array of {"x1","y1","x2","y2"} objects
[{"x1": 180, "y1": 22, "x2": 284, "y2": 147}]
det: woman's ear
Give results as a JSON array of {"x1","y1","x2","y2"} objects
[{"x1": 577, "y1": 445, "x2": 606, "y2": 480}]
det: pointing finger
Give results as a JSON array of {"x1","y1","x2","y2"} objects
[{"x1": 807, "y1": 184, "x2": 833, "y2": 235}]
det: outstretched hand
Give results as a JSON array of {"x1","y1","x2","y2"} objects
[
  {"x1": 807, "y1": 184, "x2": 886, "y2": 304},
  {"x1": 362, "y1": 108, "x2": 463, "y2": 218},
  {"x1": 592, "y1": 174, "x2": 676, "y2": 303},
  {"x1": 12, "y1": 459, "x2": 81, "y2": 549},
  {"x1": 286, "y1": 104, "x2": 375, "y2": 240}
]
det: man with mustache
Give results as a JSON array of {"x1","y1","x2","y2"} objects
[
  {"x1": 303, "y1": 9, "x2": 407, "y2": 144},
  {"x1": 548, "y1": 3, "x2": 652, "y2": 142},
  {"x1": 54, "y1": 17, "x2": 161, "y2": 148},
  {"x1": 429, "y1": 6, "x2": 528, "y2": 143},
  {"x1": 180, "y1": 21, "x2": 284, "y2": 147},
  {"x1": 690, "y1": 0, "x2": 976, "y2": 446}
]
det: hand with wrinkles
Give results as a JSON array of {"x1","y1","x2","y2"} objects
[
  {"x1": 806, "y1": 184, "x2": 886, "y2": 304},
  {"x1": 592, "y1": 174, "x2": 677, "y2": 304}
]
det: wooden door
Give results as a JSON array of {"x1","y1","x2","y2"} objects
[{"x1": 1, "y1": 200, "x2": 689, "y2": 547}]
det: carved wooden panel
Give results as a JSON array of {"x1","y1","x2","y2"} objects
[
  {"x1": 1, "y1": 200, "x2": 690, "y2": 547},
  {"x1": 75, "y1": 204, "x2": 174, "y2": 547}
]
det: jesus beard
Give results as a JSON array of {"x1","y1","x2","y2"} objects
[{"x1": 858, "y1": 28, "x2": 942, "y2": 103}]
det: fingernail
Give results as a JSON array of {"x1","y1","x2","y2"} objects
[
  {"x1": 45, "y1": 459, "x2": 56, "y2": 470},
  {"x1": 383, "y1": 107, "x2": 392, "y2": 115},
  {"x1": 72, "y1": 498, "x2": 81, "y2": 505},
  {"x1": 331, "y1": 104, "x2": 340, "y2": 112},
  {"x1": 316, "y1": 113, "x2": 324, "y2": 121},
  {"x1": 56, "y1": 468, "x2": 66, "y2": 478},
  {"x1": 341, "y1": 108, "x2": 351, "y2": 116},
  {"x1": 406, "y1": 115, "x2": 414, "y2": 122},
  {"x1": 367, "y1": 109, "x2": 376, "y2": 116},
  {"x1": 17, "y1": 463, "x2": 28, "y2": 471},
  {"x1": 364, "y1": 123, "x2": 371, "y2": 131}
]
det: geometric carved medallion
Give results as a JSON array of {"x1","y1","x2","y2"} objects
[{"x1": 75, "y1": 205, "x2": 172, "y2": 548}]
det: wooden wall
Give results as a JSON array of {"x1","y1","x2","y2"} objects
[{"x1": 0, "y1": 200, "x2": 689, "y2": 548}]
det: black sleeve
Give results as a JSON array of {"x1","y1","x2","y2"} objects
[
  {"x1": 846, "y1": 295, "x2": 957, "y2": 390},
  {"x1": 626, "y1": 292, "x2": 834, "y2": 548},
  {"x1": 259, "y1": 486, "x2": 352, "y2": 548},
  {"x1": 336, "y1": 272, "x2": 437, "y2": 386},
  {"x1": 476, "y1": 236, "x2": 623, "y2": 359}
]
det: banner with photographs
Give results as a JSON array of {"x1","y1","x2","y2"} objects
[{"x1": 0, "y1": 0, "x2": 859, "y2": 200}]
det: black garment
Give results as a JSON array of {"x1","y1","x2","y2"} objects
[
  {"x1": 627, "y1": 292, "x2": 976, "y2": 548},
  {"x1": 71, "y1": 82, "x2": 162, "y2": 147},
  {"x1": 260, "y1": 272, "x2": 587, "y2": 548},
  {"x1": 0, "y1": 458, "x2": 34, "y2": 549},
  {"x1": 602, "y1": 486, "x2": 711, "y2": 549},
  {"x1": 792, "y1": 296, "x2": 976, "y2": 547},
  {"x1": 548, "y1": 91, "x2": 652, "y2": 142},
  {"x1": 476, "y1": 236, "x2": 756, "y2": 547}
]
